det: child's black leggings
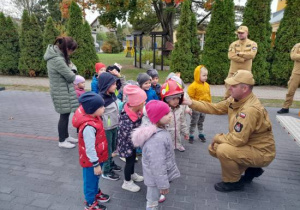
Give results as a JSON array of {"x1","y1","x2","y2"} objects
[{"x1": 124, "y1": 149, "x2": 136, "y2": 181}]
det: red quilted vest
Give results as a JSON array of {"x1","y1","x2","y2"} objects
[{"x1": 72, "y1": 105, "x2": 108, "y2": 168}]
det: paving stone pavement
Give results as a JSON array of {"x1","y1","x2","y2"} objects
[{"x1": 0, "y1": 90, "x2": 300, "y2": 210}]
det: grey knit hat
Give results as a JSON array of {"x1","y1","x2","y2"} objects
[
  {"x1": 166, "y1": 72, "x2": 185, "y2": 88},
  {"x1": 137, "y1": 73, "x2": 151, "y2": 87},
  {"x1": 146, "y1": 68, "x2": 159, "y2": 78}
]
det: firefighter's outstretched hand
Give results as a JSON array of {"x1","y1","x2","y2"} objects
[{"x1": 182, "y1": 97, "x2": 192, "y2": 106}]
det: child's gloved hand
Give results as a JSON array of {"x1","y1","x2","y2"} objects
[{"x1": 94, "y1": 165, "x2": 102, "y2": 176}]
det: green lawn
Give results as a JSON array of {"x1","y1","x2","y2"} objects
[
  {"x1": 97, "y1": 53, "x2": 171, "y2": 81},
  {"x1": 97, "y1": 53, "x2": 134, "y2": 66}
]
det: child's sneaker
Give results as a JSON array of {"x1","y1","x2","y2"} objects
[
  {"x1": 85, "y1": 201, "x2": 107, "y2": 210},
  {"x1": 96, "y1": 190, "x2": 110, "y2": 203},
  {"x1": 58, "y1": 141, "x2": 76, "y2": 149},
  {"x1": 176, "y1": 145, "x2": 185, "y2": 152},
  {"x1": 66, "y1": 136, "x2": 78, "y2": 143},
  {"x1": 188, "y1": 135, "x2": 194, "y2": 144},
  {"x1": 111, "y1": 163, "x2": 122, "y2": 172},
  {"x1": 131, "y1": 173, "x2": 144, "y2": 182},
  {"x1": 158, "y1": 194, "x2": 166, "y2": 203},
  {"x1": 122, "y1": 180, "x2": 140, "y2": 192},
  {"x1": 119, "y1": 157, "x2": 126, "y2": 162},
  {"x1": 101, "y1": 171, "x2": 120, "y2": 181},
  {"x1": 198, "y1": 134, "x2": 206, "y2": 142}
]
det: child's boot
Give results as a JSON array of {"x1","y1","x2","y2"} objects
[
  {"x1": 198, "y1": 134, "x2": 206, "y2": 142},
  {"x1": 189, "y1": 135, "x2": 194, "y2": 144},
  {"x1": 85, "y1": 201, "x2": 107, "y2": 210}
]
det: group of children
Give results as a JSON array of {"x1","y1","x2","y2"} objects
[{"x1": 71, "y1": 63, "x2": 211, "y2": 210}]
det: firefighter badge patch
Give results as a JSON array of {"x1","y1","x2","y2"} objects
[{"x1": 234, "y1": 122, "x2": 243, "y2": 132}]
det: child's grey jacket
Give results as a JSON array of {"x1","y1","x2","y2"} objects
[{"x1": 132, "y1": 124, "x2": 180, "y2": 189}]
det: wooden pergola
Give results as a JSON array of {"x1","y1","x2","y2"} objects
[
  {"x1": 132, "y1": 31, "x2": 144, "y2": 68},
  {"x1": 150, "y1": 31, "x2": 173, "y2": 70}
]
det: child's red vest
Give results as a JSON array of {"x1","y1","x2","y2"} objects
[{"x1": 72, "y1": 105, "x2": 108, "y2": 168}]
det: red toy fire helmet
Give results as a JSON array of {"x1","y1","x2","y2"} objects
[{"x1": 160, "y1": 79, "x2": 184, "y2": 104}]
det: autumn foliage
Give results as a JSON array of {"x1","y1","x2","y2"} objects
[
  {"x1": 163, "y1": 0, "x2": 185, "y2": 4},
  {"x1": 60, "y1": 0, "x2": 72, "y2": 19}
]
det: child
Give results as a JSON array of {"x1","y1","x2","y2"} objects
[
  {"x1": 118, "y1": 85, "x2": 147, "y2": 192},
  {"x1": 116, "y1": 80, "x2": 140, "y2": 163},
  {"x1": 117, "y1": 80, "x2": 139, "y2": 102},
  {"x1": 74, "y1": 75, "x2": 86, "y2": 98},
  {"x1": 91, "y1": 63, "x2": 106, "y2": 94},
  {"x1": 165, "y1": 72, "x2": 192, "y2": 116},
  {"x1": 146, "y1": 68, "x2": 161, "y2": 100},
  {"x1": 161, "y1": 79, "x2": 189, "y2": 152},
  {"x1": 137, "y1": 73, "x2": 158, "y2": 103},
  {"x1": 98, "y1": 72, "x2": 122, "y2": 181},
  {"x1": 106, "y1": 63, "x2": 126, "y2": 93},
  {"x1": 187, "y1": 65, "x2": 211, "y2": 143},
  {"x1": 132, "y1": 100, "x2": 180, "y2": 210},
  {"x1": 72, "y1": 92, "x2": 110, "y2": 210}
]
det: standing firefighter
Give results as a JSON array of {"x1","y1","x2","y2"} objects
[
  {"x1": 183, "y1": 70, "x2": 276, "y2": 192},
  {"x1": 278, "y1": 43, "x2": 300, "y2": 114},
  {"x1": 225, "y1": 26, "x2": 258, "y2": 99}
]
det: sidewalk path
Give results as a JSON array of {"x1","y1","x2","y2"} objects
[
  {"x1": 0, "y1": 90, "x2": 300, "y2": 210},
  {"x1": 1, "y1": 75, "x2": 300, "y2": 100}
]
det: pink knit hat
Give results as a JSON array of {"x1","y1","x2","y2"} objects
[
  {"x1": 146, "y1": 100, "x2": 170, "y2": 124},
  {"x1": 74, "y1": 75, "x2": 85, "y2": 85},
  {"x1": 123, "y1": 85, "x2": 147, "y2": 106}
]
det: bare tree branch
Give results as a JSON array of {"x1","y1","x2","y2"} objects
[{"x1": 11, "y1": 0, "x2": 39, "y2": 15}]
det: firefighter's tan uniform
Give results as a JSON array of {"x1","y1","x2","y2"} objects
[
  {"x1": 282, "y1": 43, "x2": 300, "y2": 108},
  {"x1": 224, "y1": 27, "x2": 258, "y2": 99},
  {"x1": 228, "y1": 39, "x2": 258, "y2": 74},
  {"x1": 189, "y1": 71, "x2": 275, "y2": 183}
]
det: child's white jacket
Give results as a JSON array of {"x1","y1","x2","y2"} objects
[
  {"x1": 132, "y1": 124, "x2": 180, "y2": 189},
  {"x1": 167, "y1": 105, "x2": 189, "y2": 148}
]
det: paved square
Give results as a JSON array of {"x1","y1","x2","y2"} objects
[{"x1": 0, "y1": 91, "x2": 300, "y2": 210}]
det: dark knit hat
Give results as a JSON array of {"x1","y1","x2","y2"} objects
[
  {"x1": 106, "y1": 65, "x2": 120, "y2": 73},
  {"x1": 146, "y1": 68, "x2": 159, "y2": 78},
  {"x1": 79, "y1": 92, "x2": 104, "y2": 114},
  {"x1": 137, "y1": 73, "x2": 151, "y2": 87}
]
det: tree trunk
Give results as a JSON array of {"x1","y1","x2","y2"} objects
[{"x1": 153, "y1": 1, "x2": 174, "y2": 43}]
